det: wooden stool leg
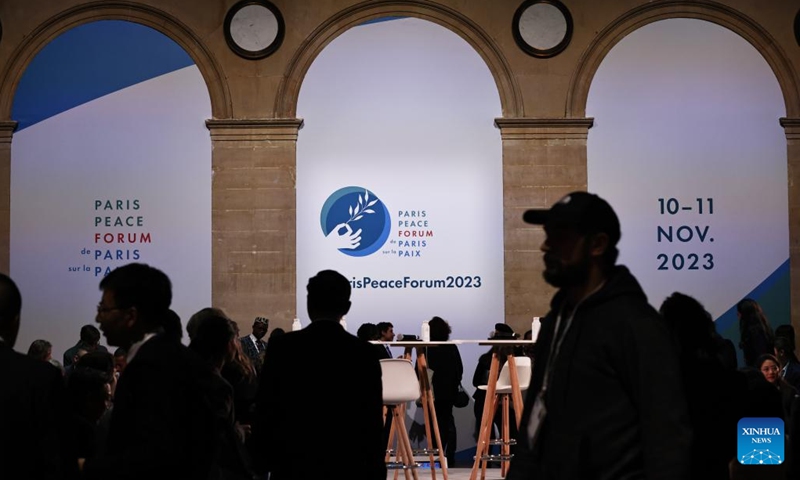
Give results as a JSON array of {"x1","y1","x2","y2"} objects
[
  {"x1": 470, "y1": 354, "x2": 501, "y2": 480},
  {"x1": 426, "y1": 393, "x2": 448, "y2": 480},
  {"x1": 507, "y1": 356, "x2": 524, "y2": 431},
  {"x1": 481, "y1": 395, "x2": 500, "y2": 480},
  {"x1": 393, "y1": 408, "x2": 411, "y2": 480},
  {"x1": 393, "y1": 405, "x2": 404, "y2": 480},
  {"x1": 386, "y1": 406, "x2": 397, "y2": 462},
  {"x1": 415, "y1": 352, "x2": 440, "y2": 480},
  {"x1": 475, "y1": 395, "x2": 494, "y2": 480},
  {"x1": 501, "y1": 395, "x2": 510, "y2": 478},
  {"x1": 395, "y1": 408, "x2": 418, "y2": 480}
]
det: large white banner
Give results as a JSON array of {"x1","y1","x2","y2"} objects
[
  {"x1": 587, "y1": 18, "x2": 789, "y2": 346},
  {"x1": 296, "y1": 17, "x2": 504, "y2": 456},
  {"x1": 11, "y1": 21, "x2": 211, "y2": 357}
]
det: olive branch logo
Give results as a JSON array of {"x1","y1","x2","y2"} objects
[{"x1": 346, "y1": 189, "x2": 379, "y2": 225}]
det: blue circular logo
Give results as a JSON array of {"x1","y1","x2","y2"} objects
[{"x1": 320, "y1": 186, "x2": 391, "y2": 257}]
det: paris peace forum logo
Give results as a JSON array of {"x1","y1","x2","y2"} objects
[
  {"x1": 320, "y1": 186, "x2": 391, "y2": 257},
  {"x1": 737, "y1": 417, "x2": 784, "y2": 465}
]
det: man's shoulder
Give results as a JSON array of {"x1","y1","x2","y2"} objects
[
  {"x1": 590, "y1": 289, "x2": 660, "y2": 322},
  {"x1": 786, "y1": 361, "x2": 800, "y2": 380},
  {"x1": 239, "y1": 335, "x2": 256, "y2": 350},
  {"x1": 0, "y1": 346, "x2": 61, "y2": 386},
  {"x1": 129, "y1": 335, "x2": 198, "y2": 371},
  {"x1": 62, "y1": 343, "x2": 79, "y2": 363},
  {"x1": 348, "y1": 339, "x2": 383, "y2": 368},
  {"x1": 579, "y1": 289, "x2": 667, "y2": 344},
  {"x1": 300, "y1": 325, "x2": 377, "y2": 356},
  {"x1": 373, "y1": 343, "x2": 391, "y2": 359}
]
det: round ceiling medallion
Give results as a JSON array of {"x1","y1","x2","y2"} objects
[
  {"x1": 224, "y1": 0, "x2": 284, "y2": 59},
  {"x1": 513, "y1": 0, "x2": 573, "y2": 58}
]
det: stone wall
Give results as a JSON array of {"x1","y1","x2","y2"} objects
[{"x1": 0, "y1": 0, "x2": 797, "y2": 337}]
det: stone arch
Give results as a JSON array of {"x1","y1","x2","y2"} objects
[
  {"x1": 567, "y1": 0, "x2": 800, "y2": 118},
  {"x1": 0, "y1": 1, "x2": 231, "y2": 120},
  {"x1": 274, "y1": 0, "x2": 523, "y2": 118}
]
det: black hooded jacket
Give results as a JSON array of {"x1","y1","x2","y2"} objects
[{"x1": 507, "y1": 265, "x2": 692, "y2": 480}]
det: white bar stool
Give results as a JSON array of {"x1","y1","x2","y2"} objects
[{"x1": 381, "y1": 359, "x2": 421, "y2": 480}]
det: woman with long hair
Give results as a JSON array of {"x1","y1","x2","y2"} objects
[
  {"x1": 660, "y1": 292, "x2": 746, "y2": 480},
  {"x1": 757, "y1": 354, "x2": 798, "y2": 422},
  {"x1": 225, "y1": 320, "x2": 258, "y2": 425},
  {"x1": 27, "y1": 339, "x2": 52, "y2": 362},
  {"x1": 424, "y1": 316, "x2": 463, "y2": 467},
  {"x1": 189, "y1": 311, "x2": 256, "y2": 480},
  {"x1": 738, "y1": 298, "x2": 775, "y2": 368}
]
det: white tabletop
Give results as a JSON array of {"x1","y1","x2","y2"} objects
[
  {"x1": 370, "y1": 340, "x2": 459, "y2": 346},
  {"x1": 370, "y1": 339, "x2": 535, "y2": 346},
  {"x1": 469, "y1": 339, "x2": 535, "y2": 345}
]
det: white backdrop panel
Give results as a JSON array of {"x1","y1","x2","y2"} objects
[{"x1": 11, "y1": 66, "x2": 212, "y2": 356}]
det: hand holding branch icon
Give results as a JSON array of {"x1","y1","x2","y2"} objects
[{"x1": 326, "y1": 223, "x2": 362, "y2": 250}]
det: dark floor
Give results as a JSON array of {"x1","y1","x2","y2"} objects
[{"x1": 386, "y1": 467, "x2": 505, "y2": 480}]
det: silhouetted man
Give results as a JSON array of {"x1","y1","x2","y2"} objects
[
  {"x1": 776, "y1": 335, "x2": 800, "y2": 392},
  {"x1": 81, "y1": 263, "x2": 221, "y2": 479},
  {"x1": 0, "y1": 273, "x2": 70, "y2": 479},
  {"x1": 507, "y1": 192, "x2": 691, "y2": 480},
  {"x1": 251, "y1": 270, "x2": 385, "y2": 480}
]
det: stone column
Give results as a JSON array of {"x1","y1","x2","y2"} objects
[
  {"x1": 205, "y1": 119, "x2": 303, "y2": 333},
  {"x1": 0, "y1": 121, "x2": 17, "y2": 274},
  {"x1": 781, "y1": 117, "x2": 800, "y2": 345},
  {"x1": 495, "y1": 118, "x2": 593, "y2": 334}
]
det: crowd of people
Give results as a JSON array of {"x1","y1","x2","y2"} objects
[
  {"x1": 0, "y1": 265, "x2": 388, "y2": 480},
  {"x1": 1, "y1": 189, "x2": 800, "y2": 480}
]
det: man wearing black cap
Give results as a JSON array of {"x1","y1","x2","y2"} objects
[{"x1": 507, "y1": 191, "x2": 691, "y2": 480}]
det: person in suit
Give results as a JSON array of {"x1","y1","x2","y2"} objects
[
  {"x1": 250, "y1": 270, "x2": 386, "y2": 480},
  {"x1": 775, "y1": 334, "x2": 800, "y2": 392},
  {"x1": 63, "y1": 325, "x2": 108, "y2": 369},
  {"x1": 239, "y1": 317, "x2": 268, "y2": 373},
  {"x1": 376, "y1": 322, "x2": 394, "y2": 359},
  {"x1": 0, "y1": 272, "x2": 72, "y2": 480},
  {"x1": 81, "y1": 263, "x2": 223, "y2": 479}
]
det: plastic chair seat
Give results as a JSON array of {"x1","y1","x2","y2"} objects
[
  {"x1": 477, "y1": 356, "x2": 532, "y2": 393},
  {"x1": 381, "y1": 359, "x2": 420, "y2": 405},
  {"x1": 380, "y1": 358, "x2": 421, "y2": 480}
]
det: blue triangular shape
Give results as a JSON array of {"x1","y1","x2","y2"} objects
[{"x1": 12, "y1": 20, "x2": 194, "y2": 131}]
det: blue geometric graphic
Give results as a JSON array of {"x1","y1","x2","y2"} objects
[
  {"x1": 12, "y1": 20, "x2": 194, "y2": 131},
  {"x1": 717, "y1": 260, "x2": 790, "y2": 367},
  {"x1": 738, "y1": 417, "x2": 784, "y2": 465},
  {"x1": 320, "y1": 186, "x2": 391, "y2": 257}
]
